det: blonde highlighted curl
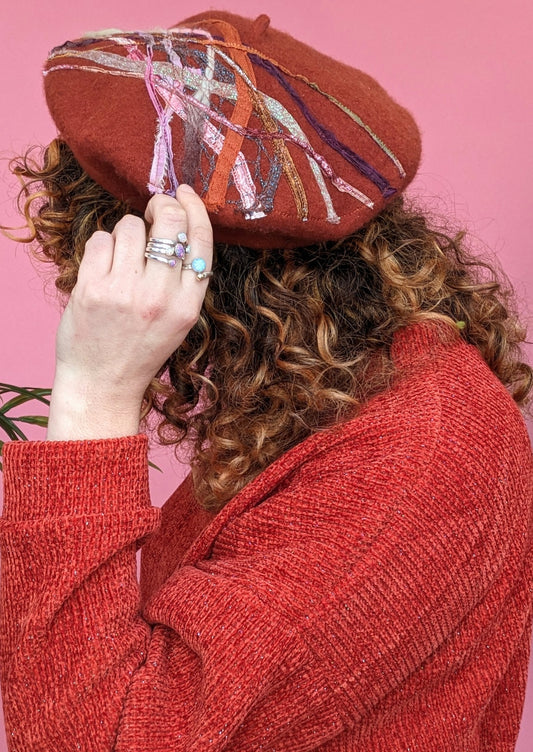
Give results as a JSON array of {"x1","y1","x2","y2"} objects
[{"x1": 6, "y1": 138, "x2": 532, "y2": 510}]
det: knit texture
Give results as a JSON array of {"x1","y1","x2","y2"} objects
[{"x1": 1, "y1": 321, "x2": 532, "y2": 751}]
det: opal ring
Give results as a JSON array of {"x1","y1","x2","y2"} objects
[
  {"x1": 144, "y1": 233, "x2": 191, "y2": 267},
  {"x1": 182, "y1": 257, "x2": 214, "y2": 281}
]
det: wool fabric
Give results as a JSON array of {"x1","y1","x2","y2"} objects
[
  {"x1": 1, "y1": 321, "x2": 533, "y2": 751},
  {"x1": 42, "y1": 11, "x2": 421, "y2": 249}
]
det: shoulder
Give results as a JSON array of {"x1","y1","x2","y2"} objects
[
  {"x1": 286, "y1": 320, "x2": 530, "y2": 491},
  {"x1": 351, "y1": 320, "x2": 526, "y2": 460},
  {"x1": 217, "y1": 321, "x2": 532, "y2": 533},
  {"x1": 157, "y1": 322, "x2": 532, "y2": 642},
  {"x1": 171, "y1": 321, "x2": 532, "y2": 571}
]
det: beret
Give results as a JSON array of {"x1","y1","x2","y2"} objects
[{"x1": 43, "y1": 11, "x2": 422, "y2": 249}]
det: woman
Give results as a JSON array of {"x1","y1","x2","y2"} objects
[{"x1": 1, "y1": 10, "x2": 532, "y2": 751}]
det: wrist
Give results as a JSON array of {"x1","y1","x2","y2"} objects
[{"x1": 46, "y1": 368, "x2": 143, "y2": 441}]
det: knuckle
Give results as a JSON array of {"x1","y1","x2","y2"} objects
[
  {"x1": 181, "y1": 304, "x2": 202, "y2": 329},
  {"x1": 80, "y1": 280, "x2": 131, "y2": 311},
  {"x1": 77, "y1": 285, "x2": 105, "y2": 308},
  {"x1": 86, "y1": 230, "x2": 111, "y2": 248},
  {"x1": 114, "y1": 292, "x2": 135, "y2": 313},
  {"x1": 158, "y1": 204, "x2": 186, "y2": 228},
  {"x1": 115, "y1": 214, "x2": 145, "y2": 233},
  {"x1": 144, "y1": 194, "x2": 162, "y2": 220},
  {"x1": 146, "y1": 193, "x2": 166, "y2": 208}
]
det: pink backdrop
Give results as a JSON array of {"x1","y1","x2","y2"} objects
[{"x1": 1, "y1": 0, "x2": 532, "y2": 749}]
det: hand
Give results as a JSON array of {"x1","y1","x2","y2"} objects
[{"x1": 46, "y1": 185, "x2": 213, "y2": 441}]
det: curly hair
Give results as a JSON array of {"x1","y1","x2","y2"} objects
[{"x1": 6, "y1": 138, "x2": 532, "y2": 510}]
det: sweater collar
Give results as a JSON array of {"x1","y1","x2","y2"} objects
[{"x1": 182, "y1": 319, "x2": 461, "y2": 566}]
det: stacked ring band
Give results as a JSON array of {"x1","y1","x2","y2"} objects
[
  {"x1": 144, "y1": 236, "x2": 212, "y2": 279},
  {"x1": 144, "y1": 233, "x2": 191, "y2": 267},
  {"x1": 144, "y1": 252, "x2": 178, "y2": 267},
  {"x1": 145, "y1": 238, "x2": 177, "y2": 257},
  {"x1": 176, "y1": 232, "x2": 190, "y2": 260}
]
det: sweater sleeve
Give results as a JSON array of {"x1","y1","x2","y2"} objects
[
  {"x1": 0, "y1": 436, "x2": 161, "y2": 751},
  {"x1": 0, "y1": 438, "x2": 345, "y2": 752}
]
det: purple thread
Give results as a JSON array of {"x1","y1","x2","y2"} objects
[{"x1": 249, "y1": 53, "x2": 396, "y2": 199}]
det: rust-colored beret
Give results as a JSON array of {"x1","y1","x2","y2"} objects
[{"x1": 43, "y1": 11, "x2": 421, "y2": 249}]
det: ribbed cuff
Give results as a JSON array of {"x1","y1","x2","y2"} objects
[{"x1": 2, "y1": 434, "x2": 150, "y2": 521}]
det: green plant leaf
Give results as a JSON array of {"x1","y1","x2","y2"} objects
[
  {"x1": 0, "y1": 384, "x2": 51, "y2": 408},
  {"x1": 1, "y1": 394, "x2": 47, "y2": 414},
  {"x1": 14, "y1": 415, "x2": 49, "y2": 428},
  {"x1": 0, "y1": 385, "x2": 51, "y2": 454},
  {"x1": 0, "y1": 382, "x2": 51, "y2": 396},
  {"x1": 0, "y1": 413, "x2": 28, "y2": 441}
]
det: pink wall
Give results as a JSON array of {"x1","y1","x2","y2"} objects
[{"x1": 1, "y1": 0, "x2": 532, "y2": 749}]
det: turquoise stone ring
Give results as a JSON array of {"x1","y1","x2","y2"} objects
[
  {"x1": 191, "y1": 257, "x2": 207, "y2": 273},
  {"x1": 182, "y1": 257, "x2": 214, "y2": 280}
]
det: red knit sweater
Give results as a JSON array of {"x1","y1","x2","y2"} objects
[{"x1": 1, "y1": 321, "x2": 533, "y2": 751}]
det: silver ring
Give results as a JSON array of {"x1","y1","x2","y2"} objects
[
  {"x1": 146, "y1": 235, "x2": 190, "y2": 260},
  {"x1": 146, "y1": 238, "x2": 176, "y2": 257},
  {"x1": 182, "y1": 257, "x2": 213, "y2": 280},
  {"x1": 147, "y1": 237, "x2": 176, "y2": 247},
  {"x1": 144, "y1": 251, "x2": 178, "y2": 268}
]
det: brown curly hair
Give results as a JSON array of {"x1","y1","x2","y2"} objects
[{"x1": 5, "y1": 138, "x2": 532, "y2": 510}]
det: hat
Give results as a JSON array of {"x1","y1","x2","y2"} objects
[{"x1": 43, "y1": 11, "x2": 421, "y2": 249}]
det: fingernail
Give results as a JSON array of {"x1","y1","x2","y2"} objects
[{"x1": 179, "y1": 184, "x2": 196, "y2": 194}]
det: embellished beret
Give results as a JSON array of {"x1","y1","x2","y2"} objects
[{"x1": 43, "y1": 11, "x2": 422, "y2": 249}]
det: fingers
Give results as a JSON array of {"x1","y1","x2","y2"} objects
[
  {"x1": 174, "y1": 185, "x2": 213, "y2": 293},
  {"x1": 144, "y1": 186, "x2": 213, "y2": 291},
  {"x1": 78, "y1": 188, "x2": 213, "y2": 315},
  {"x1": 78, "y1": 213, "x2": 146, "y2": 290},
  {"x1": 110, "y1": 215, "x2": 147, "y2": 276},
  {"x1": 144, "y1": 193, "x2": 188, "y2": 281},
  {"x1": 76, "y1": 230, "x2": 114, "y2": 288}
]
